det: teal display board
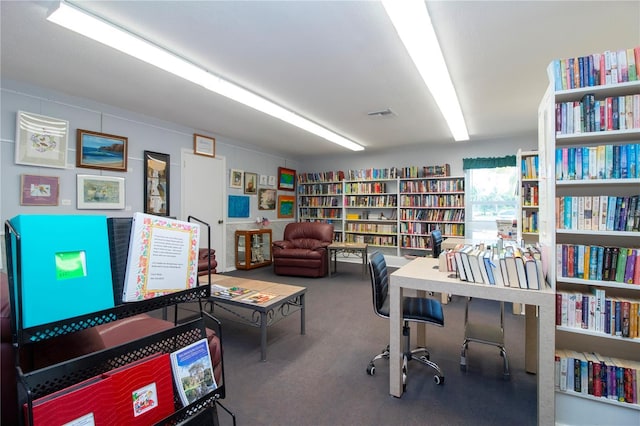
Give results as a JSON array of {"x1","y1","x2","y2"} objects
[
  {"x1": 228, "y1": 195, "x2": 250, "y2": 218},
  {"x1": 9, "y1": 214, "x2": 115, "y2": 328}
]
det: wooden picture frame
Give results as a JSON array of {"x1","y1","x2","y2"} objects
[
  {"x1": 144, "y1": 151, "x2": 170, "y2": 216},
  {"x1": 193, "y1": 133, "x2": 215, "y2": 157},
  {"x1": 258, "y1": 188, "x2": 276, "y2": 210},
  {"x1": 244, "y1": 172, "x2": 258, "y2": 194},
  {"x1": 20, "y1": 174, "x2": 59, "y2": 206},
  {"x1": 76, "y1": 174, "x2": 125, "y2": 209},
  {"x1": 15, "y1": 111, "x2": 69, "y2": 169},
  {"x1": 230, "y1": 169, "x2": 243, "y2": 189},
  {"x1": 278, "y1": 167, "x2": 296, "y2": 191},
  {"x1": 76, "y1": 129, "x2": 128, "y2": 171},
  {"x1": 277, "y1": 195, "x2": 295, "y2": 218}
]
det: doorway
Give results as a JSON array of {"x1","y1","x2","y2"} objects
[{"x1": 181, "y1": 150, "x2": 226, "y2": 272}]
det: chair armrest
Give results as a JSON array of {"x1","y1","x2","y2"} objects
[
  {"x1": 272, "y1": 240, "x2": 293, "y2": 250},
  {"x1": 311, "y1": 241, "x2": 331, "y2": 250}
]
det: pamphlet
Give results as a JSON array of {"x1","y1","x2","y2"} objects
[
  {"x1": 210, "y1": 284, "x2": 252, "y2": 299},
  {"x1": 170, "y1": 338, "x2": 217, "y2": 407},
  {"x1": 240, "y1": 292, "x2": 278, "y2": 304}
]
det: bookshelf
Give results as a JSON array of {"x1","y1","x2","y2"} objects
[
  {"x1": 297, "y1": 171, "x2": 344, "y2": 242},
  {"x1": 517, "y1": 149, "x2": 540, "y2": 245},
  {"x1": 399, "y1": 175, "x2": 465, "y2": 254},
  {"x1": 538, "y1": 49, "x2": 640, "y2": 424}
]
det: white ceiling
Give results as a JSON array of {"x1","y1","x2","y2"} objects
[{"x1": 2, "y1": 1, "x2": 639, "y2": 158}]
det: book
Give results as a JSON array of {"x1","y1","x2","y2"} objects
[
  {"x1": 241, "y1": 292, "x2": 278, "y2": 304},
  {"x1": 105, "y1": 353, "x2": 175, "y2": 425},
  {"x1": 26, "y1": 374, "x2": 118, "y2": 426},
  {"x1": 210, "y1": 284, "x2": 252, "y2": 299},
  {"x1": 8, "y1": 214, "x2": 115, "y2": 328},
  {"x1": 170, "y1": 338, "x2": 218, "y2": 407},
  {"x1": 123, "y1": 213, "x2": 201, "y2": 302}
]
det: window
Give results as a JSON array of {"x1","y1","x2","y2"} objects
[{"x1": 466, "y1": 166, "x2": 517, "y2": 242}]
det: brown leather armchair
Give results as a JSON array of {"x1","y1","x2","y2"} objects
[{"x1": 272, "y1": 222, "x2": 334, "y2": 277}]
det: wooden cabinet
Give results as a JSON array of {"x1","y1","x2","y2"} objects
[{"x1": 235, "y1": 229, "x2": 272, "y2": 269}]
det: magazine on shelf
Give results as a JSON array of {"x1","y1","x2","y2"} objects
[
  {"x1": 210, "y1": 284, "x2": 252, "y2": 299},
  {"x1": 240, "y1": 292, "x2": 278, "y2": 304},
  {"x1": 170, "y1": 338, "x2": 218, "y2": 407}
]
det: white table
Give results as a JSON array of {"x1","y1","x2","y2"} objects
[{"x1": 390, "y1": 257, "x2": 556, "y2": 425}]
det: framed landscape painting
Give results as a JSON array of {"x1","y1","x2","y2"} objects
[
  {"x1": 76, "y1": 129, "x2": 128, "y2": 171},
  {"x1": 77, "y1": 174, "x2": 125, "y2": 209}
]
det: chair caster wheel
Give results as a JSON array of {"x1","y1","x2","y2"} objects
[
  {"x1": 434, "y1": 375, "x2": 445, "y2": 385},
  {"x1": 366, "y1": 364, "x2": 375, "y2": 376}
]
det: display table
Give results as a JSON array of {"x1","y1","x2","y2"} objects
[
  {"x1": 327, "y1": 242, "x2": 368, "y2": 278},
  {"x1": 389, "y1": 257, "x2": 556, "y2": 425},
  {"x1": 202, "y1": 275, "x2": 306, "y2": 361}
]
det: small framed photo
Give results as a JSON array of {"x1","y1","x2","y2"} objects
[
  {"x1": 77, "y1": 174, "x2": 125, "y2": 209},
  {"x1": 278, "y1": 167, "x2": 296, "y2": 191},
  {"x1": 20, "y1": 174, "x2": 59, "y2": 206},
  {"x1": 144, "y1": 151, "x2": 170, "y2": 216},
  {"x1": 230, "y1": 169, "x2": 243, "y2": 189},
  {"x1": 244, "y1": 172, "x2": 258, "y2": 194},
  {"x1": 259, "y1": 174, "x2": 268, "y2": 186},
  {"x1": 258, "y1": 188, "x2": 276, "y2": 210},
  {"x1": 268, "y1": 175, "x2": 276, "y2": 186},
  {"x1": 277, "y1": 195, "x2": 295, "y2": 218},
  {"x1": 193, "y1": 133, "x2": 215, "y2": 158},
  {"x1": 76, "y1": 129, "x2": 128, "y2": 172},
  {"x1": 15, "y1": 111, "x2": 69, "y2": 169}
]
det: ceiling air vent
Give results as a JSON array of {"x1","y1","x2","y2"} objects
[{"x1": 367, "y1": 108, "x2": 396, "y2": 118}]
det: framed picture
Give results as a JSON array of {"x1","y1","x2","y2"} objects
[
  {"x1": 20, "y1": 174, "x2": 59, "y2": 206},
  {"x1": 144, "y1": 151, "x2": 170, "y2": 216},
  {"x1": 268, "y1": 175, "x2": 276, "y2": 186},
  {"x1": 76, "y1": 129, "x2": 128, "y2": 171},
  {"x1": 230, "y1": 169, "x2": 243, "y2": 189},
  {"x1": 277, "y1": 195, "x2": 295, "y2": 218},
  {"x1": 259, "y1": 174, "x2": 268, "y2": 186},
  {"x1": 278, "y1": 167, "x2": 296, "y2": 191},
  {"x1": 244, "y1": 172, "x2": 257, "y2": 194},
  {"x1": 15, "y1": 111, "x2": 69, "y2": 169},
  {"x1": 258, "y1": 188, "x2": 276, "y2": 210},
  {"x1": 77, "y1": 174, "x2": 125, "y2": 209},
  {"x1": 193, "y1": 133, "x2": 215, "y2": 158},
  {"x1": 228, "y1": 195, "x2": 250, "y2": 217}
]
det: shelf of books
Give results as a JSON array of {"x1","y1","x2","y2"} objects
[
  {"x1": 4, "y1": 214, "x2": 227, "y2": 426},
  {"x1": 539, "y1": 46, "x2": 640, "y2": 425},
  {"x1": 399, "y1": 174, "x2": 465, "y2": 255},
  {"x1": 297, "y1": 170, "x2": 344, "y2": 242}
]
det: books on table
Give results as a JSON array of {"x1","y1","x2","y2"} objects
[
  {"x1": 170, "y1": 338, "x2": 218, "y2": 407},
  {"x1": 8, "y1": 214, "x2": 115, "y2": 328},
  {"x1": 240, "y1": 292, "x2": 278, "y2": 304},
  {"x1": 210, "y1": 284, "x2": 252, "y2": 299},
  {"x1": 123, "y1": 212, "x2": 201, "y2": 302}
]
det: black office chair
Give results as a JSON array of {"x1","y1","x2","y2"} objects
[{"x1": 365, "y1": 251, "x2": 445, "y2": 388}]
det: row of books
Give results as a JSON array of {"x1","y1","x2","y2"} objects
[
  {"x1": 400, "y1": 235, "x2": 430, "y2": 249},
  {"x1": 521, "y1": 182, "x2": 538, "y2": 206},
  {"x1": 448, "y1": 244, "x2": 546, "y2": 290},
  {"x1": 399, "y1": 178, "x2": 464, "y2": 193},
  {"x1": 346, "y1": 168, "x2": 397, "y2": 180},
  {"x1": 551, "y1": 46, "x2": 640, "y2": 91},
  {"x1": 556, "y1": 290, "x2": 639, "y2": 338},
  {"x1": 399, "y1": 209, "x2": 464, "y2": 224},
  {"x1": 555, "y1": 144, "x2": 640, "y2": 181},
  {"x1": 555, "y1": 350, "x2": 639, "y2": 405},
  {"x1": 345, "y1": 223, "x2": 397, "y2": 234},
  {"x1": 297, "y1": 183, "x2": 343, "y2": 195},
  {"x1": 344, "y1": 181, "x2": 390, "y2": 194},
  {"x1": 344, "y1": 234, "x2": 396, "y2": 246},
  {"x1": 556, "y1": 244, "x2": 640, "y2": 284},
  {"x1": 402, "y1": 223, "x2": 464, "y2": 237},
  {"x1": 299, "y1": 196, "x2": 341, "y2": 207},
  {"x1": 521, "y1": 155, "x2": 539, "y2": 179},
  {"x1": 555, "y1": 94, "x2": 640, "y2": 135},
  {"x1": 344, "y1": 195, "x2": 397, "y2": 208},
  {"x1": 299, "y1": 208, "x2": 341, "y2": 219},
  {"x1": 521, "y1": 210, "x2": 539, "y2": 234},
  {"x1": 27, "y1": 340, "x2": 217, "y2": 425},
  {"x1": 556, "y1": 195, "x2": 640, "y2": 232},
  {"x1": 297, "y1": 170, "x2": 345, "y2": 183},
  {"x1": 399, "y1": 194, "x2": 465, "y2": 208}
]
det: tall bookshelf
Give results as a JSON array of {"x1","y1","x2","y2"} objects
[
  {"x1": 517, "y1": 149, "x2": 540, "y2": 245},
  {"x1": 399, "y1": 175, "x2": 465, "y2": 254},
  {"x1": 297, "y1": 171, "x2": 344, "y2": 242},
  {"x1": 538, "y1": 50, "x2": 640, "y2": 425}
]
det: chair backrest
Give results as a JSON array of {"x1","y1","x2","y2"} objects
[
  {"x1": 283, "y1": 222, "x2": 334, "y2": 244},
  {"x1": 368, "y1": 251, "x2": 389, "y2": 318},
  {"x1": 430, "y1": 229, "x2": 442, "y2": 258}
]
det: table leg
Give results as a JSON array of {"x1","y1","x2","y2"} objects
[
  {"x1": 524, "y1": 304, "x2": 538, "y2": 374},
  {"x1": 389, "y1": 282, "x2": 403, "y2": 397},
  {"x1": 537, "y1": 300, "x2": 555, "y2": 425},
  {"x1": 260, "y1": 311, "x2": 267, "y2": 361},
  {"x1": 362, "y1": 248, "x2": 367, "y2": 279},
  {"x1": 329, "y1": 249, "x2": 335, "y2": 277},
  {"x1": 300, "y1": 294, "x2": 306, "y2": 335}
]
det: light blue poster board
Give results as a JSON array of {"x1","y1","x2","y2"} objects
[{"x1": 228, "y1": 195, "x2": 250, "y2": 218}]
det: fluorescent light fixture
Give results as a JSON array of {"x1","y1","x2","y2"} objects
[
  {"x1": 382, "y1": 0, "x2": 469, "y2": 141},
  {"x1": 47, "y1": 1, "x2": 364, "y2": 151}
]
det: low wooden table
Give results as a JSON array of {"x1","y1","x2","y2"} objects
[
  {"x1": 327, "y1": 242, "x2": 368, "y2": 278},
  {"x1": 201, "y1": 275, "x2": 306, "y2": 361}
]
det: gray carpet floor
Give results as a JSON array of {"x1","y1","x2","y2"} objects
[{"x1": 180, "y1": 261, "x2": 537, "y2": 426}]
